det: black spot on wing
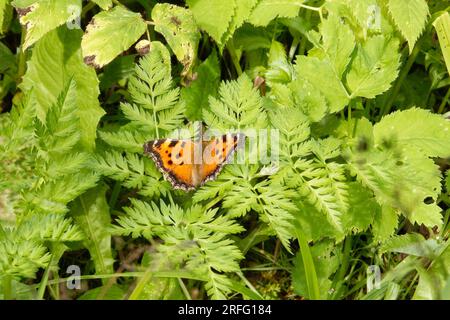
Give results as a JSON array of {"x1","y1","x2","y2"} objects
[{"x1": 154, "y1": 139, "x2": 166, "y2": 149}]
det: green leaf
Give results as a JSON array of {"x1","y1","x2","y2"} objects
[
  {"x1": 372, "y1": 205, "x2": 398, "y2": 241},
  {"x1": 318, "y1": 14, "x2": 355, "y2": 78},
  {"x1": 0, "y1": 41, "x2": 15, "y2": 74},
  {"x1": 12, "y1": 0, "x2": 81, "y2": 49},
  {"x1": 99, "y1": 54, "x2": 136, "y2": 90},
  {"x1": 295, "y1": 56, "x2": 350, "y2": 113},
  {"x1": 394, "y1": 149, "x2": 443, "y2": 228},
  {"x1": 90, "y1": 0, "x2": 112, "y2": 10},
  {"x1": 295, "y1": 200, "x2": 344, "y2": 242},
  {"x1": 78, "y1": 284, "x2": 125, "y2": 300},
  {"x1": 221, "y1": 0, "x2": 258, "y2": 45},
  {"x1": 181, "y1": 51, "x2": 220, "y2": 121},
  {"x1": 265, "y1": 40, "x2": 294, "y2": 84},
  {"x1": 380, "y1": 233, "x2": 440, "y2": 258},
  {"x1": 248, "y1": 0, "x2": 305, "y2": 27},
  {"x1": 0, "y1": 237, "x2": 50, "y2": 279},
  {"x1": 20, "y1": 27, "x2": 104, "y2": 151},
  {"x1": 0, "y1": 0, "x2": 12, "y2": 34},
  {"x1": 347, "y1": 35, "x2": 401, "y2": 99},
  {"x1": 341, "y1": 182, "x2": 379, "y2": 234},
  {"x1": 123, "y1": 41, "x2": 185, "y2": 136},
  {"x1": 413, "y1": 245, "x2": 450, "y2": 300},
  {"x1": 433, "y1": 12, "x2": 450, "y2": 78},
  {"x1": 292, "y1": 239, "x2": 339, "y2": 299},
  {"x1": 81, "y1": 5, "x2": 147, "y2": 68},
  {"x1": 152, "y1": 3, "x2": 200, "y2": 76},
  {"x1": 387, "y1": 0, "x2": 429, "y2": 52},
  {"x1": 71, "y1": 185, "x2": 114, "y2": 280},
  {"x1": 203, "y1": 73, "x2": 267, "y2": 130},
  {"x1": 336, "y1": 0, "x2": 383, "y2": 35},
  {"x1": 186, "y1": 0, "x2": 236, "y2": 45},
  {"x1": 374, "y1": 108, "x2": 450, "y2": 158}
]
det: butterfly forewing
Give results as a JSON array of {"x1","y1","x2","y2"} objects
[{"x1": 144, "y1": 139, "x2": 196, "y2": 191}]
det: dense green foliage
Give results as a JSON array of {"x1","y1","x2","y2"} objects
[{"x1": 0, "y1": 0, "x2": 449, "y2": 300}]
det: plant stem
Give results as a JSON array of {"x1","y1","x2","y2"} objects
[
  {"x1": 438, "y1": 86, "x2": 450, "y2": 113},
  {"x1": 16, "y1": 27, "x2": 27, "y2": 83},
  {"x1": 226, "y1": 40, "x2": 243, "y2": 76},
  {"x1": 37, "y1": 253, "x2": 54, "y2": 299},
  {"x1": 331, "y1": 236, "x2": 352, "y2": 299},
  {"x1": 108, "y1": 181, "x2": 122, "y2": 209},
  {"x1": 289, "y1": 36, "x2": 300, "y2": 61},
  {"x1": 81, "y1": 1, "x2": 95, "y2": 17},
  {"x1": 128, "y1": 267, "x2": 153, "y2": 300},
  {"x1": 178, "y1": 278, "x2": 192, "y2": 300}
]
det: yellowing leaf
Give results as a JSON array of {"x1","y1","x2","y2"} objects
[
  {"x1": 81, "y1": 6, "x2": 147, "y2": 68},
  {"x1": 152, "y1": 3, "x2": 200, "y2": 76},
  {"x1": 13, "y1": 0, "x2": 81, "y2": 49}
]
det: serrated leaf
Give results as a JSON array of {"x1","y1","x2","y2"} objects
[
  {"x1": 295, "y1": 56, "x2": 350, "y2": 113},
  {"x1": 372, "y1": 205, "x2": 398, "y2": 241},
  {"x1": 152, "y1": 3, "x2": 200, "y2": 76},
  {"x1": 347, "y1": 35, "x2": 401, "y2": 99},
  {"x1": 295, "y1": 200, "x2": 344, "y2": 243},
  {"x1": 20, "y1": 27, "x2": 104, "y2": 151},
  {"x1": 71, "y1": 185, "x2": 114, "y2": 281},
  {"x1": 81, "y1": 6, "x2": 147, "y2": 68},
  {"x1": 248, "y1": 0, "x2": 304, "y2": 27},
  {"x1": 387, "y1": 0, "x2": 429, "y2": 52},
  {"x1": 13, "y1": 0, "x2": 81, "y2": 49},
  {"x1": 186, "y1": 0, "x2": 236, "y2": 45},
  {"x1": 341, "y1": 182, "x2": 379, "y2": 234},
  {"x1": 90, "y1": 0, "x2": 112, "y2": 10},
  {"x1": 221, "y1": 0, "x2": 258, "y2": 45},
  {"x1": 394, "y1": 149, "x2": 443, "y2": 228},
  {"x1": 181, "y1": 51, "x2": 220, "y2": 121},
  {"x1": 374, "y1": 108, "x2": 450, "y2": 158}
]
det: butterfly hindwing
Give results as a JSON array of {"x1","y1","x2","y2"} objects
[
  {"x1": 200, "y1": 133, "x2": 241, "y2": 184},
  {"x1": 144, "y1": 139, "x2": 196, "y2": 191}
]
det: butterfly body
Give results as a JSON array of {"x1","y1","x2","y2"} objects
[{"x1": 144, "y1": 133, "x2": 243, "y2": 191}]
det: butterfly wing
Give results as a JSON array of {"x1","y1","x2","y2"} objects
[
  {"x1": 144, "y1": 139, "x2": 196, "y2": 191},
  {"x1": 200, "y1": 133, "x2": 242, "y2": 185}
]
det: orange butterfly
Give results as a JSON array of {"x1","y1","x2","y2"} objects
[{"x1": 144, "y1": 133, "x2": 244, "y2": 191}]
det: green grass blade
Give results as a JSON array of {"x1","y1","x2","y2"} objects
[
  {"x1": 434, "y1": 12, "x2": 450, "y2": 76},
  {"x1": 295, "y1": 229, "x2": 321, "y2": 300}
]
